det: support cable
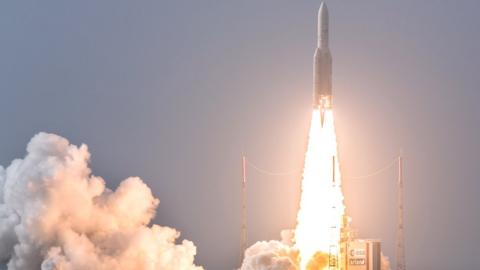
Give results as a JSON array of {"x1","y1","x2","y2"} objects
[
  {"x1": 244, "y1": 155, "x2": 399, "y2": 181},
  {"x1": 342, "y1": 156, "x2": 399, "y2": 180},
  {"x1": 245, "y1": 157, "x2": 301, "y2": 176}
]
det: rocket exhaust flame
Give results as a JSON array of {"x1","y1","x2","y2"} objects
[{"x1": 294, "y1": 109, "x2": 345, "y2": 270}]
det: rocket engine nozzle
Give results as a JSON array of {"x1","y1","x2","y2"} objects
[{"x1": 316, "y1": 95, "x2": 332, "y2": 127}]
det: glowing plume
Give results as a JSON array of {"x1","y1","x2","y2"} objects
[{"x1": 294, "y1": 109, "x2": 345, "y2": 270}]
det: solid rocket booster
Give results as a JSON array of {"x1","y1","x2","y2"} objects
[{"x1": 313, "y1": 2, "x2": 332, "y2": 125}]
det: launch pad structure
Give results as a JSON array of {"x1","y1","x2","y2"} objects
[
  {"x1": 240, "y1": 156, "x2": 247, "y2": 263},
  {"x1": 241, "y1": 154, "x2": 405, "y2": 270}
]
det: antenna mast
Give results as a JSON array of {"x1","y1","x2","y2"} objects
[
  {"x1": 396, "y1": 155, "x2": 406, "y2": 270},
  {"x1": 241, "y1": 156, "x2": 247, "y2": 263}
]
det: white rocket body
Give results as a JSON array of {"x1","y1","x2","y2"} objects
[{"x1": 313, "y1": 2, "x2": 332, "y2": 125}]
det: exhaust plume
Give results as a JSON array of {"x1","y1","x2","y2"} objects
[
  {"x1": 294, "y1": 110, "x2": 344, "y2": 269},
  {"x1": 0, "y1": 133, "x2": 203, "y2": 270}
]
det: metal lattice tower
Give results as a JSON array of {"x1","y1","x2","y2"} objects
[
  {"x1": 240, "y1": 156, "x2": 247, "y2": 263},
  {"x1": 396, "y1": 155, "x2": 406, "y2": 270}
]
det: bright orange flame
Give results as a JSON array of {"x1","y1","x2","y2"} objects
[{"x1": 294, "y1": 109, "x2": 345, "y2": 270}]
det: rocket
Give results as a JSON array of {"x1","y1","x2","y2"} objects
[{"x1": 313, "y1": 2, "x2": 332, "y2": 126}]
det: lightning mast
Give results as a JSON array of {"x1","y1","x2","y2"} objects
[
  {"x1": 241, "y1": 156, "x2": 247, "y2": 262},
  {"x1": 396, "y1": 155, "x2": 406, "y2": 270}
]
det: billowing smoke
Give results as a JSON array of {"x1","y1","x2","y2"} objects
[
  {"x1": 0, "y1": 133, "x2": 203, "y2": 270},
  {"x1": 240, "y1": 241, "x2": 298, "y2": 270},
  {"x1": 238, "y1": 237, "x2": 329, "y2": 270},
  {"x1": 239, "y1": 231, "x2": 298, "y2": 270}
]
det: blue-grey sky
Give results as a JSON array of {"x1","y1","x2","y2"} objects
[{"x1": 1, "y1": 1, "x2": 479, "y2": 269}]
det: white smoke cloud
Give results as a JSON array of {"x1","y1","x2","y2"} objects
[
  {"x1": 0, "y1": 132, "x2": 203, "y2": 270},
  {"x1": 239, "y1": 241, "x2": 298, "y2": 270},
  {"x1": 240, "y1": 231, "x2": 299, "y2": 270}
]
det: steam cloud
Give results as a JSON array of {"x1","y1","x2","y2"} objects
[
  {"x1": 240, "y1": 241, "x2": 298, "y2": 270},
  {"x1": 0, "y1": 133, "x2": 203, "y2": 270},
  {"x1": 240, "y1": 231, "x2": 298, "y2": 270}
]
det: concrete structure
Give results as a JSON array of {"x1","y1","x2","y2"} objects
[{"x1": 340, "y1": 239, "x2": 381, "y2": 270}]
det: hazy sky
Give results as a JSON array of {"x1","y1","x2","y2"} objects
[{"x1": 1, "y1": 1, "x2": 479, "y2": 269}]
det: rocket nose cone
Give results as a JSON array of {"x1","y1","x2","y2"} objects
[
  {"x1": 318, "y1": 2, "x2": 329, "y2": 48},
  {"x1": 319, "y1": 2, "x2": 328, "y2": 16}
]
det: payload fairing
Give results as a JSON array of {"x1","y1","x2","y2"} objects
[{"x1": 313, "y1": 2, "x2": 332, "y2": 126}]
